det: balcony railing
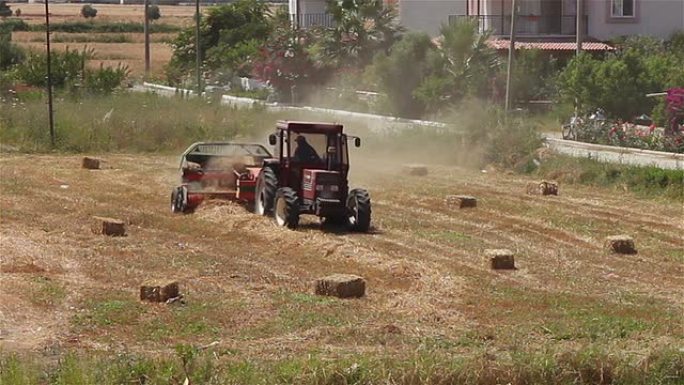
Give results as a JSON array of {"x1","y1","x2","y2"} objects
[
  {"x1": 449, "y1": 15, "x2": 588, "y2": 36},
  {"x1": 291, "y1": 13, "x2": 336, "y2": 29}
]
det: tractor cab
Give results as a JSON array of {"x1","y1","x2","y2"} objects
[{"x1": 256, "y1": 121, "x2": 370, "y2": 231}]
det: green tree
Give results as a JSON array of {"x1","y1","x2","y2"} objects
[
  {"x1": 80, "y1": 4, "x2": 97, "y2": 19},
  {"x1": 311, "y1": 0, "x2": 403, "y2": 69},
  {"x1": 366, "y1": 32, "x2": 436, "y2": 118},
  {"x1": 147, "y1": 5, "x2": 161, "y2": 21},
  {"x1": 0, "y1": 1, "x2": 12, "y2": 18},
  {"x1": 557, "y1": 35, "x2": 684, "y2": 121},
  {"x1": 413, "y1": 19, "x2": 500, "y2": 113},
  {"x1": 509, "y1": 49, "x2": 559, "y2": 103},
  {"x1": 166, "y1": 0, "x2": 272, "y2": 84},
  {"x1": 252, "y1": 11, "x2": 325, "y2": 101}
]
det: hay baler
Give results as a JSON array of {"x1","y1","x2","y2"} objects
[{"x1": 170, "y1": 142, "x2": 272, "y2": 213}]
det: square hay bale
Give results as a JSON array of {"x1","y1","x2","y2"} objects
[
  {"x1": 526, "y1": 180, "x2": 558, "y2": 196},
  {"x1": 93, "y1": 216, "x2": 126, "y2": 236},
  {"x1": 140, "y1": 281, "x2": 180, "y2": 302},
  {"x1": 445, "y1": 195, "x2": 477, "y2": 208},
  {"x1": 315, "y1": 274, "x2": 365, "y2": 298},
  {"x1": 485, "y1": 249, "x2": 516, "y2": 270},
  {"x1": 82, "y1": 157, "x2": 101, "y2": 170},
  {"x1": 403, "y1": 165, "x2": 428, "y2": 176},
  {"x1": 604, "y1": 235, "x2": 637, "y2": 254}
]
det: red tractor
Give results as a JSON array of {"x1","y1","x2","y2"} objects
[
  {"x1": 255, "y1": 121, "x2": 371, "y2": 231},
  {"x1": 171, "y1": 121, "x2": 372, "y2": 232}
]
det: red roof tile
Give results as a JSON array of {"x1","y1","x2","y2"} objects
[{"x1": 488, "y1": 39, "x2": 614, "y2": 51}]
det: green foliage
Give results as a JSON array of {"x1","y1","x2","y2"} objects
[
  {"x1": 0, "y1": 92, "x2": 275, "y2": 152},
  {"x1": 80, "y1": 4, "x2": 97, "y2": 19},
  {"x1": 535, "y1": 156, "x2": 684, "y2": 201},
  {"x1": 147, "y1": 5, "x2": 161, "y2": 21},
  {"x1": 16, "y1": 47, "x2": 90, "y2": 88},
  {"x1": 167, "y1": 0, "x2": 272, "y2": 84},
  {"x1": 13, "y1": 47, "x2": 129, "y2": 94},
  {"x1": 366, "y1": 32, "x2": 436, "y2": 118},
  {"x1": 310, "y1": 0, "x2": 403, "y2": 69},
  {"x1": 0, "y1": 18, "x2": 28, "y2": 33},
  {"x1": 30, "y1": 21, "x2": 179, "y2": 33},
  {"x1": 557, "y1": 36, "x2": 684, "y2": 121},
  {"x1": 0, "y1": 29, "x2": 23, "y2": 70},
  {"x1": 414, "y1": 20, "x2": 500, "y2": 116},
  {"x1": 1, "y1": 347, "x2": 683, "y2": 385},
  {"x1": 252, "y1": 10, "x2": 325, "y2": 101},
  {"x1": 509, "y1": 49, "x2": 560, "y2": 102},
  {"x1": 0, "y1": 1, "x2": 12, "y2": 18},
  {"x1": 51, "y1": 33, "x2": 132, "y2": 43},
  {"x1": 84, "y1": 64, "x2": 131, "y2": 94}
]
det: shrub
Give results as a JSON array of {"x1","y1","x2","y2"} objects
[
  {"x1": 81, "y1": 4, "x2": 97, "y2": 19},
  {"x1": 0, "y1": 29, "x2": 23, "y2": 70},
  {"x1": 147, "y1": 5, "x2": 161, "y2": 21},
  {"x1": 0, "y1": 19, "x2": 29, "y2": 32},
  {"x1": 31, "y1": 21, "x2": 179, "y2": 33},
  {"x1": 0, "y1": 1, "x2": 11, "y2": 18}
]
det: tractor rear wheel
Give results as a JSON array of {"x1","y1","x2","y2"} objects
[
  {"x1": 347, "y1": 188, "x2": 371, "y2": 232},
  {"x1": 274, "y1": 187, "x2": 300, "y2": 229},
  {"x1": 255, "y1": 167, "x2": 277, "y2": 216}
]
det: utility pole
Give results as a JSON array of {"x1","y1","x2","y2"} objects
[
  {"x1": 143, "y1": 0, "x2": 150, "y2": 76},
  {"x1": 44, "y1": 0, "x2": 55, "y2": 147},
  {"x1": 504, "y1": 0, "x2": 517, "y2": 112},
  {"x1": 195, "y1": 0, "x2": 202, "y2": 96},
  {"x1": 576, "y1": 0, "x2": 583, "y2": 55}
]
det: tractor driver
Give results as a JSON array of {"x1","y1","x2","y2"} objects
[{"x1": 293, "y1": 135, "x2": 321, "y2": 163}]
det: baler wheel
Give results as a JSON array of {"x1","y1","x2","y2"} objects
[
  {"x1": 274, "y1": 187, "x2": 300, "y2": 229},
  {"x1": 171, "y1": 186, "x2": 188, "y2": 214},
  {"x1": 255, "y1": 167, "x2": 278, "y2": 215},
  {"x1": 347, "y1": 188, "x2": 371, "y2": 232}
]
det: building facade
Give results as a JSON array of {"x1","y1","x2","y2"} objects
[{"x1": 291, "y1": 0, "x2": 684, "y2": 41}]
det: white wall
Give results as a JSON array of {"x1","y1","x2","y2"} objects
[
  {"x1": 587, "y1": 0, "x2": 684, "y2": 40},
  {"x1": 399, "y1": 0, "x2": 468, "y2": 36},
  {"x1": 289, "y1": 0, "x2": 328, "y2": 15}
]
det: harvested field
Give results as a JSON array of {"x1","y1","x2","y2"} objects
[
  {"x1": 0, "y1": 153, "x2": 682, "y2": 381},
  {"x1": 6, "y1": 3, "x2": 198, "y2": 26},
  {"x1": 7, "y1": 3, "x2": 198, "y2": 77}
]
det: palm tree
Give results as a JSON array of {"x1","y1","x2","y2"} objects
[{"x1": 313, "y1": 0, "x2": 403, "y2": 68}]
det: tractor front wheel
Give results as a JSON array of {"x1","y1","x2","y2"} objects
[
  {"x1": 347, "y1": 188, "x2": 371, "y2": 232},
  {"x1": 255, "y1": 167, "x2": 278, "y2": 216},
  {"x1": 274, "y1": 187, "x2": 300, "y2": 229}
]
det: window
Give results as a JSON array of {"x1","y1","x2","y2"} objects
[{"x1": 611, "y1": 0, "x2": 635, "y2": 17}]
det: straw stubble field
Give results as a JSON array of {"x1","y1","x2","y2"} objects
[
  {"x1": 8, "y1": 3, "x2": 197, "y2": 77},
  {"x1": 0, "y1": 152, "x2": 682, "y2": 381}
]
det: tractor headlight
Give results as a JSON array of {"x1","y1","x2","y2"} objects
[
  {"x1": 316, "y1": 185, "x2": 324, "y2": 191},
  {"x1": 329, "y1": 185, "x2": 339, "y2": 192}
]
